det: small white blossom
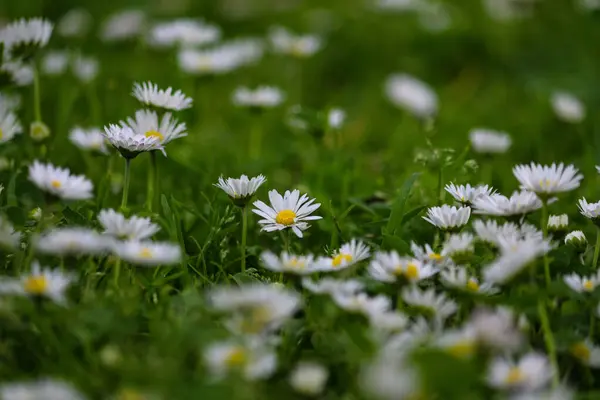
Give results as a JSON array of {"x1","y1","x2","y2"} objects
[
  {"x1": 487, "y1": 352, "x2": 553, "y2": 392},
  {"x1": 100, "y1": 10, "x2": 145, "y2": 42},
  {"x1": 473, "y1": 190, "x2": 543, "y2": 217},
  {"x1": 98, "y1": 209, "x2": 160, "y2": 241},
  {"x1": 442, "y1": 232, "x2": 474, "y2": 257},
  {"x1": 332, "y1": 291, "x2": 392, "y2": 318},
  {"x1": 204, "y1": 340, "x2": 277, "y2": 381},
  {"x1": 103, "y1": 125, "x2": 162, "y2": 159},
  {"x1": 565, "y1": 230, "x2": 587, "y2": 249},
  {"x1": 483, "y1": 237, "x2": 553, "y2": 284},
  {"x1": 289, "y1": 362, "x2": 328, "y2": 396},
  {"x1": 0, "y1": 261, "x2": 74, "y2": 305},
  {"x1": 328, "y1": 108, "x2": 345, "y2": 129},
  {"x1": 469, "y1": 128, "x2": 512, "y2": 154},
  {"x1": 385, "y1": 73, "x2": 437, "y2": 118},
  {"x1": 269, "y1": 26, "x2": 322, "y2": 58},
  {"x1": 0, "y1": 378, "x2": 85, "y2": 400},
  {"x1": 260, "y1": 251, "x2": 319, "y2": 275},
  {"x1": 28, "y1": 160, "x2": 93, "y2": 200},
  {"x1": 578, "y1": 198, "x2": 600, "y2": 221},
  {"x1": 149, "y1": 18, "x2": 220, "y2": 48},
  {"x1": 69, "y1": 127, "x2": 109, "y2": 154},
  {"x1": 57, "y1": 8, "x2": 92, "y2": 38},
  {"x1": 72, "y1": 55, "x2": 99, "y2": 83},
  {"x1": 0, "y1": 109, "x2": 22, "y2": 144},
  {"x1": 35, "y1": 227, "x2": 110, "y2": 256},
  {"x1": 369, "y1": 251, "x2": 438, "y2": 283},
  {"x1": 467, "y1": 307, "x2": 524, "y2": 352},
  {"x1": 0, "y1": 18, "x2": 53, "y2": 58},
  {"x1": 410, "y1": 241, "x2": 448, "y2": 266},
  {"x1": 547, "y1": 214, "x2": 568, "y2": 231},
  {"x1": 317, "y1": 239, "x2": 371, "y2": 271},
  {"x1": 112, "y1": 240, "x2": 181, "y2": 266},
  {"x1": 132, "y1": 81, "x2": 193, "y2": 111},
  {"x1": 445, "y1": 183, "x2": 495, "y2": 205},
  {"x1": 423, "y1": 205, "x2": 470, "y2": 231},
  {"x1": 570, "y1": 339, "x2": 600, "y2": 367},
  {"x1": 232, "y1": 86, "x2": 284, "y2": 108},
  {"x1": 513, "y1": 162, "x2": 582, "y2": 196},
  {"x1": 440, "y1": 266, "x2": 498, "y2": 295},
  {"x1": 551, "y1": 91, "x2": 585, "y2": 123},
  {"x1": 401, "y1": 287, "x2": 457, "y2": 321},
  {"x1": 301, "y1": 277, "x2": 364, "y2": 296},
  {"x1": 564, "y1": 273, "x2": 599, "y2": 293},
  {"x1": 41, "y1": 51, "x2": 70, "y2": 75},
  {"x1": 214, "y1": 174, "x2": 266, "y2": 206},
  {"x1": 0, "y1": 215, "x2": 20, "y2": 250}
]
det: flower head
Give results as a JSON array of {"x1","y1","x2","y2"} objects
[
  {"x1": 0, "y1": 261, "x2": 75, "y2": 305},
  {"x1": 440, "y1": 266, "x2": 498, "y2": 295},
  {"x1": 467, "y1": 307, "x2": 525, "y2": 351},
  {"x1": 483, "y1": 237, "x2": 553, "y2": 284},
  {"x1": 252, "y1": 189, "x2": 321, "y2": 238},
  {"x1": 204, "y1": 340, "x2": 277, "y2": 381},
  {"x1": 98, "y1": 209, "x2": 160, "y2": 241},
  {"x1": 444, "y1": 183, "x2": 495, "y2": 206},
  {"x1": 28, "y1": 161, "x2": 93, "y2": 200},
  {"x1": 132, "y1": 81, "x2": 193, "y2": 111},
  {"x1": 423, "y1": 205, "x2": 470, "y2": 231},
  {"x1": 289, "y1": 362, "x2": 328, "y2": 396},
  {"x1": 0, "y1": 215, "x2": 20, "y2": 251},
  {"x1": 332, "y1": 291, "x2": 392, "y2": 318},
  {"x1": 469, "y1": 128, "x2": 511, "y2": 154},
  {"x1": 214, "y1": 174, "x2": 266, "y2": 207},
  {"x1": 42, "y1": 51, "x2": 69, "y2": 76},
  {"x1": 401, "y1": 287, "x2": 457, "y2": 321},
  {"x1": 570, "y1": 339, "x2": 600, "y2": 367},
  {"x1": 328, "y1": 108, "x2": 346, "y2": 129},
  {"x1": 57, "y1": 8, "x2": 92, "y2": 38},
  {"x1": 551, "y1": 91, "x2": 585, "y2": 123},
  {"x1": 178, "y1": 42, "x2": 261, "y2": 75},
  {"x1": 232, "y1": 86, "x2": 284, "y2": 108},
  {"x1": 565, "y1": 230, "x2": 587, "y2": 251},
  {"x1": 486, "y1": 352, "x2": 553, "y2": 392},
  {"x1": 442, "y1": 232, "x2": 474, "y2": 259},
  {"x1": 69, "y1": 127, "x2": 109, "y2": 154},
  {"x1": 385, "y1": 73, "x2": 437, "y2": 118},
  {"x1": 112, "y1": 240, "x2": 181, "y2": 266},
  {"x1": 0, "y1": 379, "x2": 85, "y2": 400},
  {"x1": 410, "y1": 241, "x2": 448, "y2": 266},
  {"x1": 260, "y1": 251, "x2": 319, "y2": 275},
  {"x1": 0, "y1": 109, "x2": 22, "y2": 144},
  {"x1": 513, "y1": 162, "x2": 582, "y2": 195},
  {"x1": 34, "y1": 227, "x2": 110, "y2": 256},
  {"x1": 318, "y1": 239, "x2": 371, "y2": 271},
  {"x1": 369, "y1": 251, "x2": 438, "y2": 283},
  {"x1": 102, "y1": 125, "x2": 162, "y2": 159},
  {"x1": 0, "y1": 18, "x2": 53, "y2": 60},
  {"x1": 547, "y1": 214, "x2": 568, "y2": 232},
  {"x1": 100, "y1": 9, "x2": 145, "y2": 42},
  {"x1": 435, "y1": 327, "x2": 479, "y2": 359},
  {"x1": 72, "y1": 54, "x2": 99, "y2": 83},
  {"x1": 564, "y1": 273, "x2": 599, "y2": 293},
  {"x1": 578, "y1": 198, "x2": 600, "y2": 223},
  {"x1": 269, "y1": 26, "x2": 322, "y2": 58},
  {"x1": 149, "y1": 18, "x2": 220, "y2": 48},
  {"x1": 473, "y1": 190, "x2": 542, "y2": 217},
  {"x1": 121, "y1": 109, "x2": 187, "y2": 148},
  {"x1": 301, "y1": 277, "x2": 364, "y2": 296}
]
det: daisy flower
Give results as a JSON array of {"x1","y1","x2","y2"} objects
[
  {"x1": 100, "y1": 9, "x2": 145, "y2": 42},
  {"x1": 442, "y1": 233, "x2": 474, "y2": 258},
  {"x1": 369, "y1": 251, "x2": 438, "y2": 283},
  {"x1": 28, "y1": 160, "x2": 93, "y2": 200},
  {"x1": 214, "y1": 174, "x2": 266, "y2": 207},
  {"x1": 422, "y1": 205, "x2": 470, "y2": 231},
  {"x1": 112, "y1": 240, "x2": 182, "y2": 266},
  {"x1": 401, "y1": 287, "x2": 457, "y2": 321},
  {"x1": 252, "y1": 189, "x2": 321, "y2": 238},
  {"x1": 318, "y1": 239, "x2": 371, "y2": 271},
  {"x1": 0, "y1": 379, "x2": 85, "y2": 400},
  {"x1": 472, "y1": 190, "x2": 542, "y2": 217},
  {"x1": 232, "y1": 86, "x2": 284, "y2": 109},
  {"x1": 0, "y1": 18, "x2": 53, "y2": 60},
  {"x1": 0, "y1": 109, "x2": 22, "y2": 144},
  {"x1": 468, "y1": 128, "x2": 511, "y2": 154},
  {"x1": 41, "y1": 51, "x2": 70, "y2": 76},
  {"x1": 98, "y1": 209, "x2": 160, "y2": 241},
  {"x1": 440, "y1": 266, "x2": 498, "y2": 295},
  {"x1": 269, "y1": 26, "x2": 322, "y2": 58},
  {"x1": 149, "y1": 18, "x2": 220, "y2": 48},
  {"x1": 570, "y1": 339, "x2": 600, "y2": 367},
  {"x1": 483, "y1": 237, "x2": 553, "y2": 284},
  {"x1": 69, "y1": 127, "x2": 109, "y2": 154},
  {"x1": 551, "y1": 91, "x2": 585, "y2": 123},
  {"x1": 332, "y1": 292, "x2": 392, "y2": 318},
  {"x1": 547, "y1": 214, "x2": 568, "y2": 232},
  {"x1": 467, "y1": 307, "x2": 524, "y2": 352},
  {"x1": 260, "y1": 251, "x2": 319, "y2": 275},
  {"x1": 563, "y1": 273, "x2": 599, "y2": 293},
  {"x1": 289, "y1": 362, "x2": 328, "y2": 396},
  {"x1": 132, "y1": 81, "x2": 193, "y2": 111},
  {"x1": 328, "y1": 108, "x2": 346, "y2": 129},
  {"x1": 121, "y1": 109, "x2": 187, "y2": 149},
  {"x1": 301, "y1": 277, "x2": 364, "y2": 296},
  {"x1": 102, "y1": 125, "x2": 162, "y2": 159},
  {"x1": 513, "y1": 162, "x2": 582, "y2": 196},
  {"x1": 177, "y1": 47, "x2": 240, "y2": 75},
  {"x1": 0, "y1": 215, "x2": 20, "y2": 251},
  {"x1": 444, "y1": 183, "x2": 495, "y2": 206},
  {"x1": 0, "y1": 261, "x2": 75, "y2": 305},
  {"x1": 472, "y1": 219, "x2": 519, "y2": 245},
  {"x1": 204, "y1": 340, "x2": 277, "y2": 381},
  {"x1": 57, "y1": 8, "x2": 92, "y2": 38},
  {"x1": 34, "y1": 227, "x2": 110, "y2": 256},
  {"x1": 578, "y1": 198, "x2": 600, "y2": 223},
  {"x1": 565, "y1": 230, "x2": 587, "y2": 250},
  {"x1": 410, "y1": 241, "x2": 447, "y2": 266},
  {"x1": 360, "y1": 355, "x2": 419, "y2": 400},
  {"x1": 72, "y1": 55, "x2": 99, "y2": 83},
  {"x1": 385, "y1": 73, "x2": 437, "y2": 118},
  {"x1": 435, "y1": 327, "x2": 478, "y2": 359},
  {"x1": 486, "y1": 352, "x2": 553, "y2": 392}
]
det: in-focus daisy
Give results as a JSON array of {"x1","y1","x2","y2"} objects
[
  {"x1": 0, "y1": 109, "x2": 22, "y2": 144},
  {"x1": 28, "y1": 160, "x2": 93, "y2": 200},
  {"x1": 132, "y1": 81, "x2": 193, "y2": 111},
  {"x1": 578, "y1": 198, "x2": 600, "y2": 224},
  {"x1": 422, "y1": 205, "x2": 470, "y2": 231},
  {"x1": 513, "y1": 163, "x2": 582, "y2": 196},
  {"x1": 0, "y1": 379, "x2": 85, "y2": 400},
  {"x1": 385, "y1": 73, "x2": 437, "y2": 118},
  {"x1": 289, "y1": 362, "x2": 328, "y2": 396},
  {"x1": 469, "y1": 128, "x2": 511, "y2": 154},
  {"x1": 547, "y1": 214, "x2": 568, "y2": 232},
  {"x1": 551, "y1": 91, "x2": 585, "y2": 123},
  {"x1": 442, "y1": 233, "x2": 474, "y2": 259},
  {"x1": 269, "y1": 26, "x2": 322, "y2": 58},
  {"x1": 440, "y1": 266, "x2": 498, "y2": 295},
  {"x1": 112, "y1": 240, "x2": 181, "y2": 266},
  {"x1": 401, "y1": 287, "x2": 457, "y2": 321},
  {"x1": 0, "y1": 18, "x2": 53, "y2": 60},
  {"x1": 41, "y1": 50, "x2": 70, "y2": 76},
  {"x1": 232, "y1": 86, "x2": 284, "y2": 109},
  {"x1": 472, "y1": 190, "x2": 542, "y2": 217},
  {"x1": 34, "y1": 227, "x2": 110, "y2": 256},
  {"x1": 483, "y1": 237, "x2": 553, "y2": 284},
  {"x1": 98, "y1": 209, "x2": 160, "y2": 241},
  {"x1": 204, "y1": 340, "x2": 277, "y2": 381},
  {"x1": 486, "y1": 352, "x2": 553, "y2": 392},
  {"x1": 565, "y1": 230, "x2": 587, "y2": 250},
  {"x1": 214, "y1": 174, "x2": 266, "y2": 207},
  {"x1": 301, "y1": 277, "x2": 364, "y2": 296},
  {"x1": 252, "y1": 189, "x2": 321, "y2": 238},
  {"x1": 0, "y1": 215, "x2": 20, "y2": 250},
  {"x1": 100, "y1": 9, "x2": 145, "y2": 42},
  {"x1": 444, "y1": 183, "x2": 495, "y2": 206},
  {"x1": 369, "y1": 251, "x2": 438, "y2": 283},
  {"x1": 563, "y1": 273, "x2": 599, "y2": 293},
  {"x1": 149, "y1": 18, "x2": 221, "y2": 48},
  {"x1": 121, "y1": 109, "x2": 187, "y2": 148},
  {"x1": 410, "y1": 241, "x2": 448, "y2": 266},
  {"x1": 69, "y1": 126, "x2": 109, "y2": 154},
  {"x1": 0, "y1": 261, "x2": 75, "y2": 305},
  {"x1": 102, "y1": 125, "x2": 162, "y2": 159},
  {"x1": 318, "y1": 239, "x2": 371, "y2": 271},
  {"x1": 570, "y1": 339, "x2": 600, "y2": 367},
  {"x1": 260, "y1": 251, "x2": 319, "y2": 275}
]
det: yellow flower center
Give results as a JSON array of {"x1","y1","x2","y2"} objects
[
  {"x1": 225, "y1": 347, "x2": 247, "y2": 367},
  {"x1": 571, "y1": 342, "x2": 591, "y2": 362},
  {"x1": 196, "y1": 56, "x2": 213, "y2": 71},
  {"x1": 0, "y1": 127, "x2": 3, "y2": 139},
  {"x1": 51, "y1": 180, "x2": 62, "y2": 188},
  {"x1": 447, "y1": 340, "x2": 475, "y2": 358},
  {"x1": 505, "y1": 367, "x2": 524, "y2": 385},
  {"x1": 138, "y1": 248, "x2": 153, "y2": 259},
  {"x1": 404, "y1": 263, "x2": 419, "y2": 280},
  {"x1": 240, "y1": 306, "x2": 272, "y2": 334},
  {"x1": 583, "y1": 280, "x2": 594, "y2": 291},
  {"x1": 539, "y1": 178, "x2": 554, "y2": 189},
  {"x1": 276, "y1": 209, "x2": 296, "y2": 226},
  {"x1": 24, "y1": 275, "x2": 48, "y2": 295},
  {"x1": 286, "y1": 257, "x2": 306, "y2": 269},
  {"x1": 117, "y1": 389, "x2": 145, "y2": 400},
  {"x1": 145, "y1": 130, "x2": 164, "y2": 142},
  {"x1": 291, "y1": 41, "x2": 309, "y2": 57},
  {"x1": 332, "y1": 253, "x2": 353, "y2": 267},
  {"x1": 428, "y1": 253, "x2": 443, "y2": 262},
  {"x1": 466, "y1": 278, "x2": 480, "y2": 292}
]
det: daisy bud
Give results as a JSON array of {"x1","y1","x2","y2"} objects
[
  {"x1": 547, "y1": 214, "x2": 568, "y2": 234},
  {"x1": 100, "y1": 344, "x2": 122, "y2": 367},
  {"x1": 0, "y1": 157, "x2": 11, "y2": 172},
  {"x1": 29, "y1": 121, "x2": 50, "y2": 142},
  {"x1": 289, "y1": 362, "x2": 328, "y2": 396},
  {"x1": 565, "y1": 230, "x2": 587, "y2": 252},
  {"x1": 214, "y1": 175, "x2": 266, "y2": 208}
]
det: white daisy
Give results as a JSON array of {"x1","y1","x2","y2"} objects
[
  {"x1": 72, "y1": 54, "x2": 99, "y2": 83},
  {"x1": 69, "y1": 127, "x2": 109, "y2": 154},
  {"x1": 486, "y1": 352, "x2": 553, "y2": 392},
  {"x1": 469, "y1": 128, "x2": 512, "y2": 154},
  {"x1": 57, "y1": 8, "x2": 92, "y2": 38},
  {"x1": 369, "y1": 310, "x2": 410, "y2": 333},
  {"x1": 289, "y1": 362, "x2": 328, "y2": 396},
  {"x1": 369, "y1": 251, "x2": 438, "y2": 283},
  {"x1": 563, "y1": 273, "x2": 599, "y2": 293},
  {"x1": 41, "y1": 50, "x2": 70, "y2": 75},
  {"x1": 547, "y1": 214, "x2": 568, "y2": 232},
  {"x1": 0, "y1": 379, "x2": 85, "y2": 400},
  {"x1": 422, "y1": 205, "x2": 470, "y2": 231},
  {"x1": 301, "y1": 277, "x2": 364, "y2": 296},
  {"x1": 410, "y1": 241, "x2": 447, "y2": 266},
  {"x1": 102, "y1": 125, "x2": 162, "y2": 159},
  {"x1": 0, "y1": 261, "x2": 75, "y2": 305},
  {"x1": 252, "y1": 189, "x2": 321, "y2": 238},
  {"x1": 472, "y1": 190, "x2": 542, "y2": 217},
  {"x1": 28, "y1": 160, "x2": 93, "y2": 200},
  {"x1": 0, "y1": 61, "x2": 34, "y2": 87},
  {"x1": 401, "y1": 287, "x2": 458, "y2": 321},
  {"x1": 260, "y1": 251, "x2": 319, "y2": 275},
  {"x1": 444, "y1": 183, "x2": 495, "y2": 205},
  {"x1": 204, "y1": 340, "x2": 277, "y2": 381},
  {"x1": 178, "y1": 47, "x2": 241, "y2": 75},
  {"x1": 360, "y1": 354, "x2": 419, "y2": 400},
  {"x1": 100, "y1": 9, "x2": 145, "y2": 42},
  {"x1": 121, "y1": 109, "x2": 187, "y2": 147},
  {"x1": 565, "y1": 230, "x2": 586, "y2": 249},
  {"x1": 98, "y1": 209, "x2": 160, "y2": 241},
  {"x1": 149, "y1": 18, "x2": 220, "y2": 48},
  {"x1": 34, "y1": 227, "x2": 110, "y2": 256},
  {"x1": 570, "y1": 339, "x2": 600, "y2": 367},
  {"x1": 0, "y1": 18, "x2": 53, "y2": 59},
  {"x1": 442, "y1": 232, "x2": 474, "y2": 257},
  {"x1": 232, "y1": 86, "x2": 284, "y2": 108},
  {"x1": 0, "y1": 92, "x2": 21, "y2": 111},
  {"x1": 132, "y1": 81, "x2": 193, "y2": 111},
  {"x1": 513, "y1": 162, "x2": 582, "y2": 196},
  {"x1": 0, "y1": 215, "x2": 20, "y2": 250},
  {"x1": 318, "y1": 239, "x2": 371, "y2": 271},
  {"x1": 214, "y1": 174, "x2": 266, "y2": 206},
  {"x1": 0, "y1": 109, "x2": 22, "y2": 144},
  {"x1": 385, "y1": 73, "x2": 437, "y2": 118},
  {"x1": 472, "y1": 219, "x2": 519, "y2": 245},
  {"x1": 578, "y1": 198, "x2": 600, "y2": 222},
  {"x1": 440, "y1": 266, "x2": 498, "y2": 295},
  {"x1": 551, "y1": 91, "x2": 585, "y2": 123},
  {"x1": 269, "y1": 26, "x2": 322, "y2": 58},
  {"x1": 435, "y1": 327, "x2": 478, "y2": 359},
  {"x1": 332, "y1": 292, "x2": 392, "y2": 318},
  {"x1": 328, "y1": 108, "x2": 346, "y2": 129},
  {"x1": 467, "y1": 307, "x2": 524, "y2": 352},
  {"x1": 112, "y1": 240, "x2": 182, "y2": 266},
  {"x1": 483, "y1": 237, "x2": 553, "y2": 284}
]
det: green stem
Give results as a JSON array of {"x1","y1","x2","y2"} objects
[
  {"x1": 33, "y1": 64, "x2": 41, "y2": 122},
  {"x1": 538, "y1": 299, "x2": 559, "y2": 388},
  {"x1": 120, "y1": 158, "x2": 131, "y2": 213},
  {"x1": 541, "y1": 200, "x2": 551, "y2": 287},
  {"x1": 591, "y1": 309, "x2": 596, "y2": 339},
  {"x1": 593, "y1": 226, "x2": 600, "y2": 270},
  {"x1": 146, "y1": 152, "x2": 156, "y2": 212},
  {"x1": 113, "y1": 258, "x2": 121, "y2": 289},
  {"x1": 249, "y1": 119, "x2": 262, "y2": 160},
  {"x1": 241, "y1": 206, "x2": 248, "y2": 273},
  {"x1": 437, "y1": 166, "x2": 444, "y2": 205}
]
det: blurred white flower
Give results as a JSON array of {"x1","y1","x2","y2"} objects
[
  {"x1": 28, "y1": 160, "x2": 93, "y2": 200},
  {"x1": 98, "y1": 209, "x2": 160, "y2": 241},
  {"x1": 260, "y1": 251, "x2": 319, "y2": 275},
  {"x1": 113, "y1": 240, "x2": 181, "y2": 266},
  {"x1": 483, "y1": 0, "x2": 537, "y2": 21},
  {"x1": 301, "y1": 277, "x2": 364, "y2": 296},
  {"x1": 467, "y1": 307, "x2": 524, "y2": 351},
  {"x1": 2, "y1": 61, "x2": 34, "y2": 86},
  {"x1": 435, "y1": 327, "x2": 478, "y2": 359},
  {"x1": 469, "y1": 128, "x2": 512, "y2": 154},
  {"x1": 103, "y1": 125, "x2": 162, "y2": 159},
  {"x1": 69, "y1": 126, "x2": 109, "y2": 154},
  {"x1": 132, "y1": 81, "x2": 193, "y2": 111},
  {"x1": 570, "y1": 339, "x2": 600, "y2": 367},
  {"x1": 487, "y1": 352, "x2": 552, "y2": 392},
  {"x1": 332, "y1": 291, "x2": 392, "y2": 318},
  {"x1": 513, "y1": 163, "x2": 582, "y2": 196},
  {"x1": 0, "y1": 109, "x2": 22, "y2": 144},
  {"x1": 72, "y1": 54, "x2": 99, "y2": 83},
  {"x1": 204, "y1": 340, "x2": 277, "y2": 381},
  {"x1": 563, "y1": 273, "x2": 599, "y2": 293},
  {"x1": 0, "y1": 215, "x2": 20, "y2": 250},
  {"x1": 0, "y1": 378, "x2": 85, "y2": 400},
  {"x1": 317, "y1": 239, "x2": 371, "y2": 271},
  {"x1": 445, "y1": 183, "x2": 495, "y2": 206},
  {"x1": 269, "y1": 26, "x2": 322, "y2": 58},
  {"x1": 35, "y1": 227, "x2": 110, "y2": 256},
  {"x1": 440, "y1": 266, "x2": 498, "y2": 295},
  {"x1": 41, "y1": 51, "x2": 70, "y2": 75},
  {"x1": 179, "y1": 39, "x2": 263, "y2": 75},
  {"x1": 57, "y1": 8, "x2": 92, "y2": 38},
  {"x1": 4, "y1": 261, "x2": 74, "y2": 305},
  {"x1": 289, "y1": 362, "x2": 328, "y2": 396},
  {"x1": 423, "y1": 205, "x2": 470, "y2": 231},
  {"x1": 0, "y1": 18, "x2": 53, "y2": 59},
  {"x1": 442, "y1": 232, "x2": 474, "y2": 257},
  {"x1": 473, "y1": 190, "x2": 542, "y2": 217},
  {"x1": 232, "y1": 86, "x2": 284, "y2": 108},
  {"x1": 328, "y1": 108, "x2": 345, "y2": 129},
  {"x1": 100, "y1": 10, "x2": 146, "y2": 42},
  {"x1": 385, "y1": 73, "x2": 437, "y2": 118},
  {"x1": 551, "y1": 91, "x2": 585, "y2": 123},
  {"x1": 401, "y1": 287, "x2": 457, "y2": 321},
  {"x1": 360, "y1": 354, "x2": 419, "y2": 400},
  {"x1": 410, "y1": 241, "x2": 448, "y2": 266},
  {"x1": 369, "y1": 251, "x2": 437, "y2": 283},
  {"x1": 149, "y1": 18, "x2": 220, "y2": 48},
  {"x1": 578, "y1": 198, "x2": 600, "y2": 222}
]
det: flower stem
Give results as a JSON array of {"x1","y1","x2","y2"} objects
[
  {"x1": 146, "y1": 152, "x2": 156, "y2": 212},
  {"x1": 593, "y1": 226, "x2": 600, "y2": 270},
  {"x1": 437, "y1": 166, "x2": 444, "y2": 206},
  {"x1": 590, "y1": 308, "x2": 596, "y2": 339},
  {"x1": 541, "y1": 200, "x2": 551, "y2": 287},
  {"x1": 120, "y1": 158, "x2": 131, "y2": 213},
  {"x1": 249, "y1": 119, "x2": 262, "y2": 160},
  {"x1": 538, "y1": 299, "x2": 560, "y2": 388},
  {"x1": 241, "y1": 206, "x2": 248, "y2": 273},
  {"x1": 113, "y1": 258, "x2": 121, "y2": 289},
  {"x1": 33, "y1": 64, "x2": 42, "y2": 122}
]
